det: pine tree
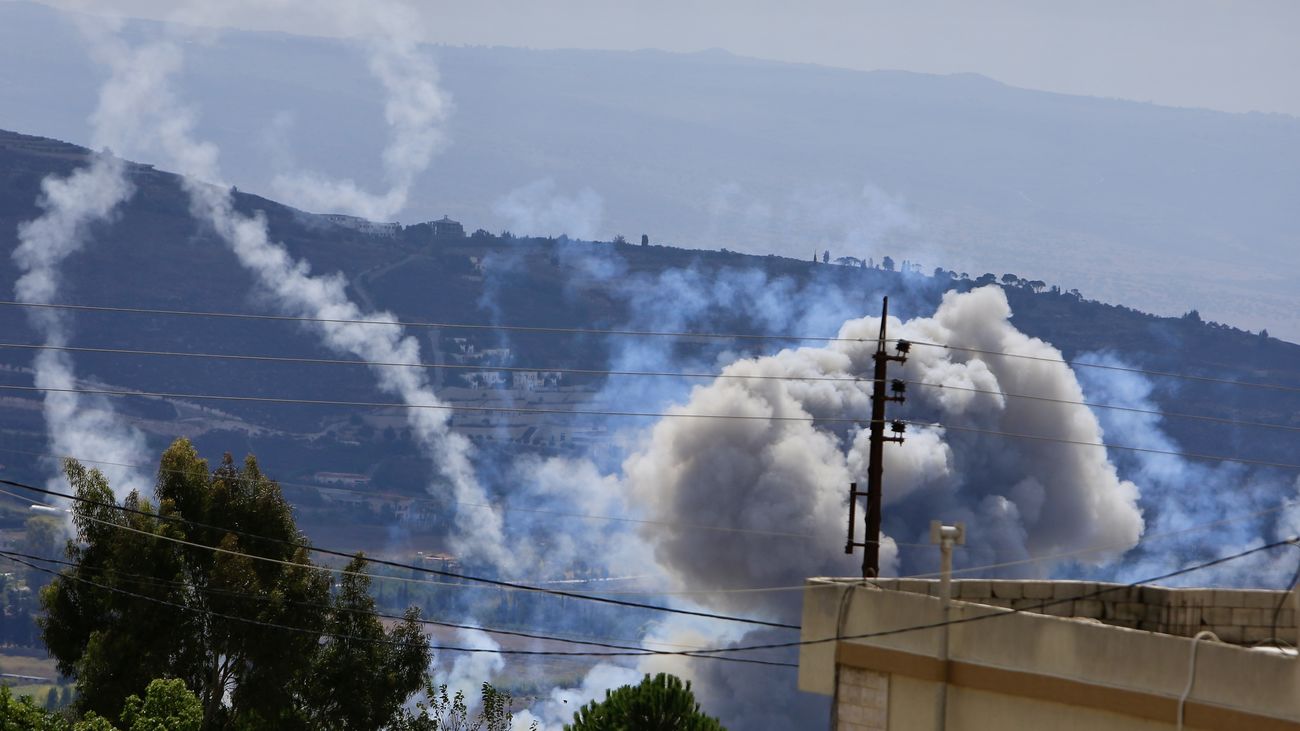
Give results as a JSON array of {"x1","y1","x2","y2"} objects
[{"x1": 566, "y1": 673, "x2": 725, "y2": 730}]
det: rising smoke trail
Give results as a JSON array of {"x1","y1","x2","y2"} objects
[
  {"x1": 70, "y1": 7, "x2": 511, "y2": 570},
  {"x1": 267, "y1": 0, "x2": 449, "y2": 222},
  {"x1": 12, "y1": 153, "x2": 148, "y2": 500},
  {"x1": 8, "y1": 23, "x2": 182, "y2": 498}
]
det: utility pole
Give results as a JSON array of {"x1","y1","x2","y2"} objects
[
  {"x1": 931, "y1": 520, "x2": 965, "y2": 731},
  {"x1": 845, "y1": 296, "x2": 910, "y2": 578}
]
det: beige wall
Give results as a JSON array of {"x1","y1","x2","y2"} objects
[
  {"x1": 800, "y1": 579, "x2": 1300, "y2": 731},
  {"x1": 867, "y1": 578, "x2": 1297, "y2": 645},
  {"x1": 835, "y1": 667, "x2": 889, "y2": 731}
]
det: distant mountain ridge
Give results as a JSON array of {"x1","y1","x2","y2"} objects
[{"x1": 0, "y1": 0, "x2": 1297, "y2": 340}]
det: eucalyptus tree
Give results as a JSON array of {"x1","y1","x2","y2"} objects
[{"x1": 39, "y1": 438, "x2": 430, "y2": 730}]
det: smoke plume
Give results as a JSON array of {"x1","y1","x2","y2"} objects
[
  {"x1": 12, "y1": 46, "x2": 151, "y2": 498},
  {"x1": 1077, "y1": 354, "x2": 1299, "y2": 586},
  {"x1": 268, "y1": 0, "x2": 450, "y2": 221},
  {"x1": 71, "y1": 11, "x2": 511, "y2": 570},
  {"x1": 621, "y1": 286, "x2": 1142, "y2": 613},
  {"x1": 494, "y1": 179, "x2": 605, "y2": 241}
]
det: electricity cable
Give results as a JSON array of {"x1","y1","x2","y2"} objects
[
  {"x1": 0, "y1": 299, "x2": 873, "y2": 344},
  {"x1": 1, "y1": 340, "x2": 1294, "y2": 433},
  {"x1": 4, "y1": 382, "x2": 1296, "y2": 470},
  {"x1": 0, "y1": 445, "x2": 826, "y2": 543},
  {"x1": 0, "y1": 382, "x2": 864, "y2": 424},
  {"x1": 896, "y1": 418, "x2": 1300, "y2": 471},
  {"x1": 3, "y1": 299, "x2": 1297, "y2": 393},
  {"x1": 0, "y1": 547, "x2": 789, "y2": 668},
  {"x1": 906, "y1": 340, "x2": 1300, "y2": 395},
  {"x1": 8, "y1": 480, "x2": 1288, "y2": 598},
  {"x1": 1266, "y1": 543, "x2": 1300, "y2": 652},
  {"x1": 0, "y1": 476, "x2": 799, "y2": 630},
  {"x1": 679, "y1": 536, "x2": 1300, "y2": 656},
  {"x1": 4, "y1": 534, "x2": 1291, "y2": 660},
  {"x1": 0, "y1": 551, "x2": 790, "y2": 664},
  {"x1": 9, "y1": 476, "x2": 1296, "y2": 653}
]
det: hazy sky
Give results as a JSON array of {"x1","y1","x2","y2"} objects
[{"x1": 32, "y1": 0, "x2": 1300, "y2": 117}]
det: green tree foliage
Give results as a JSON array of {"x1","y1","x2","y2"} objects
[
  {"x1": 0, "y1": 684, "x2": 66, "y2": 731},
  {"x1": 21, "y1": 515, "x2": 63, "y2": 591},
  {"x1": 565, "y1": 673, "x2": 725, "y2": 731},
  {"x1": 0, "y1": 679, "x2": 201, "y2": 731},
  {"x1": 119, "y1": 679, "x2": 203, "y2": 731},
  {"x1": 302, "y1": 556, "x2": 431, "y2": 730},
  {"x1": 393, "y1": 680, "x2": 537, "y2": 731},
  {"x1": 38, "y1": 438, "x2": 430, "y2": 730}
]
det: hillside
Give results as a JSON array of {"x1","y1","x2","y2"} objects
[
  {"x1": 1, "y1": 128, "x2": 1295, "y2": 512},
  {"x1": 3, "y1": 124, "x2": 1298, "y2": 731}
]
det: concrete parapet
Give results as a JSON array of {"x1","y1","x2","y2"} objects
[{"x1": 857, "y1": 578, "x2": 1295, "y2": 646}]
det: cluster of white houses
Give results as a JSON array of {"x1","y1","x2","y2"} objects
[{"x1": 318, "y1": 213, "x2": 466, "y2": 241}]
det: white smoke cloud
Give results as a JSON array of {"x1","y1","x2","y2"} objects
[
  {"x1": 513, "y1": 662, "x2": 642, "y2": 731},
  {"x1": 504, "y1": 455, "x2": 653, "y2": 579},
  {"x1": 12, "y1": 134, "x2": 149, "y2": 499},
  {"x1": 186, "y1": 178, "x2": 511, "y2": 568},
  {"x1": 703, "y1": 181, "x2": 914, "y2": 264},
  {"x1": 494, "y1": 178, "x2": 605, "y2": 240},
  {"x1": 1076, "y1": 353, "x2": 1298, "y2": 586},
  {"x1": 69, "y1": 9, "x2": 512, "y2": 569},
  {"x1": 441, "y1": 627, "x2": 505, "y2": 709},
  {"x1": 511, "y1": 284, "x2": 1149, "y2": 728},
  {"x1": 268, "y1": 0, "x2": 450, "y2": 220},
  {"x1": 622, "y1": 286, "x2": 1143, "y2": 612}
]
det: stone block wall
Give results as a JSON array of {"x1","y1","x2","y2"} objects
[
  {"x1": 835, "y1": 666, "x2": 889, "y2": 731},
  {"x1": 863, "y1": 579, "x2": 1294, "y2": 645}
]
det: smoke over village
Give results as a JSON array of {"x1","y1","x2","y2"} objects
[{"x1": 0, "y1": 1, "x2": 1298, "y2": 729}]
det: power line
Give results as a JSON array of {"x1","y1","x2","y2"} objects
[
  {"x1": 899, "y1": 419, "x2": 1300, "y2": 471},
  {"x1": 0, "y1": 383, "x2": 862, "y2": 424},
  {"x1": 8, "y1": 467, "x2": 1295, "y2": 643},
  {"x1": 0, "y1": 551, "x2": 787, "y2": 665},
  {"x1": 2, "y1": 341, "x2": 1295, "y2": 433},
  {"x1": 5, "y1": 383, "x2": 1296, "y2": 470},
  {"x1": 8, "y1": 531, "x2": 1290, "y2": 660},
  {"x1": 0, "y1": 548, "x2": 790, "y2": 668},
  {"x1": 0, "y1": 445, "x2": 825, "y2": 543},
  {"x1": 10, "y1": 476, "x2": 1289, "y2": 650},
  {"x1": 21, "y1": 478, "x2": 1281, "y2": 598},
  {"x1": 678, "y1": 536, "x2": 1300, "y2": 656},
  {"x1": 0, "y1": 477, "x2": 799, "y2": 630},
  {"x1": 910, "y1": 378, "x2": 1299, "y2": 433},
  {"x1": 0, "y1": 300, "x2": 869, "y2": 344},
  {"x1": 574, "y1": 500, "x2": 1300, "y2": 595},
  {"x1": 0, "y1": 340, "x2": 866, "y2": 383},
  {"x1": 4, "y1": 299, "x2": 1296, "y2": 393},
  {"x1": 6, "y1": 460, "x2": 1293, "y2": 606},
  {"x1": 908, "y1": 340, "x2": 1300, "y2": 395}
]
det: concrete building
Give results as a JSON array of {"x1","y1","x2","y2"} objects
[
  {"x1": 512, "y1": 370, "x2": 561, "y2": 390},
  {"x1": 800, "y1": 578, "x2": 1300, "y2": 731},
  {"x1": 402, "y1": 215, "x2": 466, "y2": 243},
  {"x1": 319, "y1": 213, "x2": 402, "y2": 238},
  {"x1": 310, "y1": 471, "x2": 371, "y2": 488},
  {"x1": 427, "y1": 215, "x2": 465, "y2": 239}
]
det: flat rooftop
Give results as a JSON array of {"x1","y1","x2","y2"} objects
[{"x1": 821, "y1": 577, "x2": 1294, "y2": 646}]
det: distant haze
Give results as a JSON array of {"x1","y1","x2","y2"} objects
[
  {"x1": 2, "y1": 1, "x2": 1298, "y2": 342},
  {"x1": 26, "y1": 0, "x2": 1300, "y2": 117}
]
